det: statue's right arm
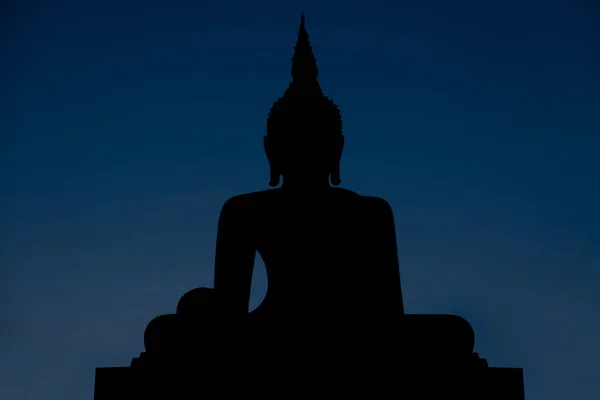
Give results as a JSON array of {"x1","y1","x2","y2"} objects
[{"x1": 213, "y1": 197, "x2": 256, "y2": 317}]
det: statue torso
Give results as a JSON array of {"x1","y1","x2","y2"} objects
[{"x1": 222, "y1": 187, "x2": 397, "y2": 322}]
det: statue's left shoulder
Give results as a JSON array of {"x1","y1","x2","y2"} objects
[{"x1": 357, "y1": 194, "x2": 394, "y2": 216}]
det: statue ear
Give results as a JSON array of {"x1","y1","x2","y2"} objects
[
  {"x1": 269, "y1": 166, "x2": 281, "y2": 187},
  {"x1": 264, "y1": 136, "x2": 281, "y2": 187},
  {"x1": 330, "y1": 162, "x2": 341, "y2": 186},
  {"x1": 330, "y1": 135, "x2": 344, "y2": 186},
  {"x1": 335, "y1": 135, "x2": 345, "y2": 160},
  {"x1": 263, "y1": 136, "x2": 273, "y2": 162}
]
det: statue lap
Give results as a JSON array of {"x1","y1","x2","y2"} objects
[{"x1": 144, "y1": 287, "x2": 475, "y2": 361}]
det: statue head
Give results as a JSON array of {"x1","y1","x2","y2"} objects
[{"x1": 265, "y1": 13, "x2": 344, "y2": 187}]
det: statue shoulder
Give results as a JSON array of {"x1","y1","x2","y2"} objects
[
  {"x1": 357, "y1": 194, "x2": 395, "y2": 217},
  {"x1": 329, "y1": 188, "x2": 393, "y2": 216},
  {"x1": 219, "y1": 189, "x2": 279, "y2": 218}
]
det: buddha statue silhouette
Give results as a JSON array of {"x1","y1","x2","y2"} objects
[{"x1": 142, "y1": 13, "x2": 475, "y2": 367}]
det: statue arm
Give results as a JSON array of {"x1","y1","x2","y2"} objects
[
  {"x1": 213, "y1": 198, "x2": 256, "y2": 316},
  {"x1": 374, "y1": 199, "x2": 405, "y2": 314}
]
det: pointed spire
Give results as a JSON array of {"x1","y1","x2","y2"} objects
[
  {"x1": 266, "y1": 13, "x2": 342, "y2": 139},
  {"x1": 291, "y1": 12, "x2": 318, "y2": 82}
]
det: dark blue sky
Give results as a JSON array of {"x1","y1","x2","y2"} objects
[{"x1": 2, "y1": 1, "x2": 599, "y2": 399}]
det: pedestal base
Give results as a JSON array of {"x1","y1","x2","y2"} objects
[{"x1": 94, "y1": 353, "x2": 524, "y2": 400}]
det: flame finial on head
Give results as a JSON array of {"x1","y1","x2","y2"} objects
[
  {"x1": 291, "y1": 12, "x2": 318, "y2": 83},
  {"x1": 266, "y1": 13, "x2": 342, "y2": 138}
]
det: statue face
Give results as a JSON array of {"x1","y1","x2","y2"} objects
[{"x1": 264, "y1": 134, "x2": 344, "y2": 182}]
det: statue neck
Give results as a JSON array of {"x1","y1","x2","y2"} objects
[{"x1": 280, "y1": 175, "x2": 331, "y2": 191}]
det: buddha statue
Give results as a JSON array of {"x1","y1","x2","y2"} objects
[{"x1": 142, "y1": 13, "x2": 475, "y2": 368}]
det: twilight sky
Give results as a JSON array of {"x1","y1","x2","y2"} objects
[{"x1": 2, "y1": 0, "x2": 599, "y2": 399}]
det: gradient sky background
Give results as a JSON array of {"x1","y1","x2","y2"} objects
[{"x1": 2, "y1": 0, "x2": 599, "y2": 399}]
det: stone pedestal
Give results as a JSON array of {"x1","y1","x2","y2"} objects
[{"x1": 94, "y1": 352, "x2": 524, "y2": 400}]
